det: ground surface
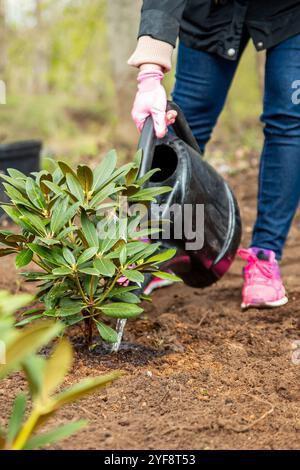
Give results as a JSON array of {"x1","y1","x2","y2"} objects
[{"x1": 1, "y1": 166, "x2": 300, "y2": 450}]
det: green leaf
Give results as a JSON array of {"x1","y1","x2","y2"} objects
[
  {"x1": 50, "y1": 197, "x2": 68, "y2": 233},
  {"x1": 92, "y1": 150, "x2": 117, "y2": 192},
  {"x1": 135, "y1": 228, "x2": 161, "y2": 238},
  {"x1": 94, "y1": 257, "x2": 116, "y2": 277},
  {"x1": 0, "y1": 173, "x2": 27, "y2": 192},
  {"x1": 83, "y1": 274, "x2": 98, "y2": 298},
  {"x1": 119, "y1": 246, "x2": 127, "y2": 266},
  {"x1": 41, "y1": 339, "x2": 73, "y2": 399},
  {"x1": 38, "y1": 238, "x2": 60, "y2": 246},
  {"x1": 108, "y1": 285, "x2": 138, "y2": 296},
  {"x1": 7, "y1": 394, "x2": 27, "y2": 444},
  {"x1": 52, "y1": 267, "x2": 73, "y2": 276},
  {"x1": 94, "y1": 320, "x2": 118, "y2": 343},
  {"x1": 0, "y1": 293, "x2": 32, "y2": 316},
  {"x1": 77, "y1": 165, "x2": 93, "y2": 194},
  {"x1": 151, "y1": 271, "x2": 182, "y2": 282},
  {"x1": 7, "y1": 168, "x2": 27, "y2": 180},
  {"x1": 135, "y1": 168, "x2": 160, "y2": 186},
  {"x1": 54, "y1": 371, "x2": 122, "y2": 408},
  {"x1": 22, "y1": 307, "x2": 44, "y2": 316},
  {"x1": 128, "y1": 186, "x2": 171, "y2": 202},
  {"x1": 66, "y1": 174, "x2": 84, "y2": 204},
  {"x1": 57, "y1": 161, "x2": 77, "y2": 179},
  {"x1": 122, "y1": 269, "x2": 144, "y2": 283},
  {"x1": 28, "y1": 243, "x2": 64, "y2": 266},
  {"x1": 1, "y1": 233, "x2": 27, "y2": 245},
  {"x1": 110, "y1": 291, "x2": 140, "y2": 304},
  {"x1": 43, "y1": 310, "x2": 57, "y2": 317},
  {"x1": 0, "y1": 248, "x2": 17, "y2": 257},
  {"x1": 15, "y1": 249, "x2": 33, "y2": 268},
  {"x1": 51, "y1": 200, "x2": 80, "y2": 235},
  {"x1": 2, "y1": 183, "x2": 34, "y2": 209},
  {"x1": 146, "y1": 249, "x2": 177, "y2": 265},
  {"x1": 0, "y1": 206, "x2": 22, "y2": 225},
  {"x1": 52, "y1": 167, "x2": 64, "y2": 184},
  {"x1": 78, "y1": 267, "x2": 99, "y2": 276},
  {"x1": 105, "y1": 163, "x2": 134, "y2": 187},
  {"x1": 80, "y1": 212, "x2": 99, "y2": 247},
  {"x1": 21, "y1": 272, "x2": 59, "y2": 281},
  {"x1": 89, "y1": 183, "x2": 119, "y2": 208},
  {"x1": 18, "y1": 209, "x2": 47, "y2": 236},
  {"x1": 63, "y1": 247, "x2": 76, "y2": 266},
  {"x1": 77, "y1": 247, "x2": 98, "y2": 266},
  {"x1": 127, "y1": 243, "x2": 160, "y2": 265},
  {"x1": 25, "y1": 177, "x2": 46, "y2": 210},
  {"x1": 99, "y1": 235, "x2": 118, "y2": 254},
  {"x1": 39, "y1": 174, "x2": 53, "y2": 195},
  {"x1": 42, "y1": 180, "x2": 64, "y2": 196},
  {"x1": 125, "y1": 166, "x2": 139, "y2": 186},
  {"x1": 58, "y1": 298, "x2": 85, "y2": 316},
  {"x1": 99, "y1": 302, "x2": 143, "y2": 319},
  {"x1": 22, "y1": 355, "x2": 45, "y2": 400},
  {"x1": 24, "y1": 420, "x2": 87, "y2": 450},
  {"x1": 134, "y1": 148, "x2": 143, "y2": 167},
  {"x1": 44, "y1": 283, "x2": 67, "y2": 310},
  {"x1": 60, "y1": 313, "x2": 83, "y2": 326},
  {"x1": 0, "y1": 321, "x2": 63, "y2": 379},
  {"x1": 15, "y1": 314, "x2": 44, "y2": 327},
  {"x1": 56, "y1": 225, "x2": 78, "y2": 240}
]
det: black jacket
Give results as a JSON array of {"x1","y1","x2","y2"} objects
[{"x1": 138, "y1": 0, "x2": 300, "y2": 60}]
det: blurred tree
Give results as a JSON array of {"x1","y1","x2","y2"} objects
[
  {"x1": 48, "y1": 1, "x2": 111, "y2": 97},
  {"x1": 106, "y1": 0, "x2": 142, "y2": 147},
  {"x1": 0, "y1": 0, "x2": 6, "y2": 77},
  {"x1": 32, "y1": 0, "x2": 49, "y2": 93}
]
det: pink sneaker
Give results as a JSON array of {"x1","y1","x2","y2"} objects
[
  {"x1": 238, "y1": 247, "x2": 288, "y2": 310},
  {"x1": 143, "y1": 271, "x2": 175, "y2": 295}
]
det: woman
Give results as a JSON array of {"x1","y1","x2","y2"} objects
[{"x1": 128, "y1": 0, "x2": 300, "y2": 309}]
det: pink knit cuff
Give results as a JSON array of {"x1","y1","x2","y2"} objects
[{"x1": 128, "y1": 36, "x2": 174, "y2": 72}]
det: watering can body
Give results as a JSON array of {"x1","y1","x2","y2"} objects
[{"x1": 138, "y1": 102, "x2": 242, "y2": 288}]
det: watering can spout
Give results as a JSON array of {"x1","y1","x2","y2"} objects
[{"x1": 137, "y1": 101, "x2": 242, "y2": 288}]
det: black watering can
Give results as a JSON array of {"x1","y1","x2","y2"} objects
[{"x1": 137, "y1": 101, "x2": 242, "y2": 288}]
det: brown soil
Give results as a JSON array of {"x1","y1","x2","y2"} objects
[{"x1": 1, "y1": 166, "x2": 300, "y2": 450}]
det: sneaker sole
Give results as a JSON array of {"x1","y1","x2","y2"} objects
[
  {"x1": 144, "y1": 279, "x2": 175, "y2": 296},
  {"x1": 241, "y1": 296, "x2": 288, "y2": 310}
]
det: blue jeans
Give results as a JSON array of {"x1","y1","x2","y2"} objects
[{"x1": 172, "y1": 34, "x2": 300, "y2": 260}]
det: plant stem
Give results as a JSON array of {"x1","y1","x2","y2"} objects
[
  {"x1": 74, "y1": 274, "x2": 88, "y2": 303},
  {"x1": 32, "y1": 256, "x2": 52, "y2": 273},
  {"x1": 88, "y1": 316, "x2": 93, "y2": 346},
  {"x1": 89, "y1": 276, "x2": 95, "y2": 303},
  {"x1": 68, "y1": 220, "x2": 76, "y2": 244},
  {"x1": 11, "y1": 408, "x2": 40, "y2": 450},
  {"x1": 94, "y1": 270, "x2": 121, "y2": 307},
  {"x1": 84, "y1": 309, "x2": 94, "y2": 345}
]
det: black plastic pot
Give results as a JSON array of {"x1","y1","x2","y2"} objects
[
  {"x1": 0, "y1": 140, "x2": 42, "y2": 220},
  {"x1": 138, "y1": 101, "x2": 242, "y2": 288}
]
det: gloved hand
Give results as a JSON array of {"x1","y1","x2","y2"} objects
[{"x1": 131, "y1": 67, "x2": 177, "y2": 138}]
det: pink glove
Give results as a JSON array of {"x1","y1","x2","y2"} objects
[{"x1": 131, "y1": 69, "x2": 177, "y2": 138}]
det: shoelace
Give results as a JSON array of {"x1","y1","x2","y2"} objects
[{"x1": 237, "y1": 248, "x2": 274, "y2": 279}]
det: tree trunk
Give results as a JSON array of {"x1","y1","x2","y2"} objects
[
  {"x1": 106, "y1": 0, "x2": 142, "y2": 149},
  {"x1": 32, "y1": 0, "x2": 49, "y2": 94},
  {"x1": 0, "y1": 0, "x2": 6, "y2": 77}
]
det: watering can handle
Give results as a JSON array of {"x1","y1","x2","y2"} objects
[
  {"x1": 137, "y1": 100, "x2": 201, "y2": 177},
  {"x1": 137, "y1": 115, "x2": 156, "y2": 177},
  {"x1": 166, "y1": 101, "x2": 201, "y2": 154}
]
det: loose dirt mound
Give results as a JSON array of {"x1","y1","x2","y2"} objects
[{"x1": 1, "y1": 167, "x2": 300, "y2": 449}]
